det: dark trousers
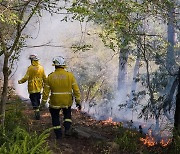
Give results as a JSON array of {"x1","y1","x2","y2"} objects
[
  {"x1": 29, "y1": 93, "x2": 41, "y2": 109},
  {"x1": 49, "y1": 107, "x2": 72, "y2": 139}
]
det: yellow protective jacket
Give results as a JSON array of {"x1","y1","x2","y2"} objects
[
  {"x1": 18, "y1": 60, "x2": 46, "y2": 94},
  {"x1": 42, "y1": 68, "x2": 81, "y2": 109}
]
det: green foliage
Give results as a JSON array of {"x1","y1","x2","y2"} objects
[
  {"x1": 0, "y1": 98, "x2": 51, "y2": 154},
  {"x1": 173, "y1": 136, "x2": 180, "y2": 153},
  {"x1": 115, "y1": 126, "x2": 180, "y2": 154},
  {"x1": 67, "y1": 0, "x2": 144, "y2": 50},
  {"x1": 0, "y1": 0, "x2": 65, "y2": 127},
  {"x1": 0, "y1": 127, "x2": 51, "y2": 154},
  {"x1": 0, "y1": 11, "x2": 19, "y2": 25},
  {"x1": 66, "y1": 0, "x2": 179, "y2": 123},
  {"x1": 171, "y1": 131, "x2": 180, "y2": 153},
  {"x1": 74, "y1": 60, "x2": 114, "y2": 103},
  {"x1": 71, "y1": 43, "x2": 92, "y2": 52},
  {"x1": 65, "y1": 0, "x2": 174, "y2": 51},
  {"x1": 0, "y1": 98, "x2": 28, "y2": 142},
  {"x1": 115, "y1": 126, "x2": 142, "y2": 153}
]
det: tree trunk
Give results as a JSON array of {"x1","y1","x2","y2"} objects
[
  {"x1": 117, "y1": 48, "x2": 128, "y2": 91},
  {"x1": 163, "y1": 77, "x2": 178, "y2": 122},
  {"x1": 0, "y1": 54, "x2": 9, "y2": 127},
  {"x1": 166, "y1": 2, "x2": 175, "y2": 70},
  {"x1": 128, "y1": 57, "x2": 140, "y2": 106},
  {"x1": 174, "y1": 68, "x2": 180, "y2": 134},
  {"x1": 163, "y1": 0, "x2": 176, "y2": 124}
]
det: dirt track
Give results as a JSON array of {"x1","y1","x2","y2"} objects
[{"x1": 24, "y1": 104, "x2": 122, "y2": 154}]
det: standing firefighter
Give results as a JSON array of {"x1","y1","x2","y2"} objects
[
  {"x1": 40, "y1": 56, "x2": 81, "y2": 140},
  {"x1": 18, "y1": 54, "x2": 46, "y2": 120}
]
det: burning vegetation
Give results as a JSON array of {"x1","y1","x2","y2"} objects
[
  {"x1": 95, "y1": 116, "x2": 173, "y2": 149},
  {"x1": 140, "y1": 129, "x2": 172, "y2": 147},
  {"x1": 101, "y1": 117, "x2": 121, "y2": 126},
  {"x1": 100, "y1": 117, "x2": 173, "y2": 148}
]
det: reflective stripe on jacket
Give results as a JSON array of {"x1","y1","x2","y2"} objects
[
  {"x1": 18, "y1": 60, "x2": 46, "y2": 93},
  {"x1": 42, "y1": 68, "x2": 81, "y2": 108}
]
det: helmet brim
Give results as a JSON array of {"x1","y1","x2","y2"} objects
[
  {"x1": 52, "y1": 64, "x2": 67, "y2": 67},
  {"x1": 29, "y1": 58, "x2": 39, "y2": 60}
]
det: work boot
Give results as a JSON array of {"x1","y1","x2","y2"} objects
[
  {"x1": 65, "y1": 127, "x2": 78, "y2": 137},
  {"x1": 65, "y1": 129, "x2": 71, "y2": 137},
  {"x1": 34, "y1": 110, "x2": 40, "y2": 120},
  {"x1": 56, "y1": 132, "x2": 62, "y2": 141}
]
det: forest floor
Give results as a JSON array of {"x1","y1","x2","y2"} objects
[
  {"x1": 23, "y1": 103, "x2": 123, "y2": 154},
  {"x1": 22, "y1": 102, "x2": 171, "y2": 154}
]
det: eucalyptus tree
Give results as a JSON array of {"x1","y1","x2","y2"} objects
[
  {"x1": 64, "y1": 0, "x2": 180, "y2": 131},
  {"x1": 66, "y1": 0, "x2": 145, "y2": 88},
  {"x1": 0, "y1": 0, "x2": 60, "y2": 127},
  {"x1": 148, "y1": 0, "x2": 180, "y2": 132},
  {"x1": 165, "y1": 0, "x2": 180, "y2": 132}
]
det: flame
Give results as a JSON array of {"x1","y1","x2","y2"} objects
[
  {"x1": 160, "y1": 138, "x2": 172, "y2": 147},
  {"x1": 101, "y1": 117, "x2": 120, "y2": 126},
  {"x1": 140, "y1": 129, "x2": 157, "y2": 147},
  {"x1": 140, "y1": 129, "x2": 172, "y2": 147}
]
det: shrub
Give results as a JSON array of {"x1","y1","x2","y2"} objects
[
  {"x1": 0, "y1": 127, "x2": 52, "y2": 154},
  {"x1": 172, "y1": 133, "x2": 180, "y2": 153},
  {"x1": 0, "y1": 97, "x2": 51, "y2": 153},
  {"x1": 115, "y1": 126, "x2": 141, "y2": 153}
]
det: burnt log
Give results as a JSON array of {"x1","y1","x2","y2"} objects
[{"x1": 73, "y1": 126, "x2": 107, "y2": 140}]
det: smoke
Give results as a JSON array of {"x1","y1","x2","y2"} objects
[
  {"x1": 13, "y1": 10, "x2": 85, "y2": 99},
  {"x1": 80, "y1": 59, "x2": 174, "y2": 136},
  {"x1": 11, "y1": 8, "x2": 174, "y2": 137}
]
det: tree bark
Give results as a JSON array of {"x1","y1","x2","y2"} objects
[
  {"x1": 166, "y1": 2, "x2": 175, "y2": 70},
  {"x1": 0, "y1": 54, "x2": 9, "y2": 127},
  {"x1": 174, "y1": 68, "x2": 180, "y2": 134},
  {"x1": 117, "y1": 48, "x2": 128, "y2": 91},
  {"x1": 163, "y1": 77, "x2": 178, "y2": 122},
  {"x1": 128, "y1": 57, "x2": 140, "y2": 104}
]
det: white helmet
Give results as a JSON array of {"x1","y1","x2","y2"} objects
[
  {"x1": 29, "y1": 54, "x2": 39, "y2": 61},
  {"x1": 52, "y1": 56, "x2": 66, "y2": 66}
]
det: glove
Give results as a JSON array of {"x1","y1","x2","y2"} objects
[{"x1": 76, "y1": 104, "x2": 81, "y2": 110}]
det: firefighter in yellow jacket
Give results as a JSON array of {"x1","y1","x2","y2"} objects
[
  {"x1": 40, "y1": 56, "x2": 81, "y2": 139},
  {"x1": 18, "y1": 54, "x2": 46, "y2": 120}
]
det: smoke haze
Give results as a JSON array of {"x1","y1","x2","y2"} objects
[
  {"x1": 14, "y1": 11, "x2": 85, "y2": 98},
  {"x1": 10, "y1": 9, "x2": 174, "y2": 137}
]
